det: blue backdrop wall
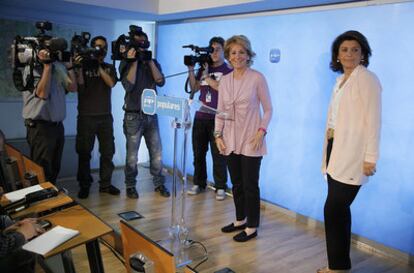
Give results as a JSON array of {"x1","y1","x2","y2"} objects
[{"x1": 156, "y1": 2, "x2": 414, "y2": 255}]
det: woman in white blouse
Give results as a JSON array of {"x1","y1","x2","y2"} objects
[{"x1": 318, "y1": 31, "x2": 382, "y2": 273}]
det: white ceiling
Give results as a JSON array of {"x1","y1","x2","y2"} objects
[
  {"x1": 2, "y1": 0, "x2": 367, "y2": 21},
  {"x1": 63, "y1": 0, "x2": 366, "y2": 20},
  {"x1": 64, "y1": 0, "x2": 266, "y2": 14}
]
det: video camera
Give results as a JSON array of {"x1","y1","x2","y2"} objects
[
  {"x1": 111, "y1": 25, "x2": 152, "y2": 62},
  {"x1": 71, "y1": 32, "x2": 106, "y2": 70},
  {"x1": 183, "y1": 44, "x2": 213, "y2": 66},
  {"x1": 11, "y1": 21, "x2": 70, "y2": 69},
  {"x1": 10, "y1": 21, "x2": 71, "y2": 91}
]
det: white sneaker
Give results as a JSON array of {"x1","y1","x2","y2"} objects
[
  {"x1": 187, "y1": 185, "x2": 202, "y2": 195},
  {"x1": 216, "y1": 189, "x2": 226, "y2": 201}
]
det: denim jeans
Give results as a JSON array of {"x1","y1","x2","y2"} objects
[
  {"x1": 123, "y1": 112, "x2": 165, "y2": 188},
  {"x1": 76, "y1": 115, "x2": 115, "y2": 189}
]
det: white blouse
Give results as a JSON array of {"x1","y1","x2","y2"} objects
[{"x1": 327, "y1": 74, "x2": 350, "y2": 129}]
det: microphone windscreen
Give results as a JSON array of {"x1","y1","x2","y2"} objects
[{"x1": 49, "y1": 38, "x2": 68, "y2": 51}]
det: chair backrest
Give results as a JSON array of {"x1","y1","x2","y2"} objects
[
  {"x1": 119, "y1": 220, "x2": 176, "y2": 273},
  {"x1": 4, "y1": 143, "x2": 46, "y2": 189},
  {"x1": 4, "y1": 144, "x2": 25, "y2": 182}
]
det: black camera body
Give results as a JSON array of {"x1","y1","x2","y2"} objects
[
  {"x1": 111, "y1": 25, "x2": 152, "y2": 62},
  {"x1": 71, "y1": 32, "x2": 105, "y2": 70},
  {"x1": 183, "y1": 44, "x2": 213, "y2": 66},
  {"x1": 10, "y1": 21, "x2": 71, "y2": 91}
]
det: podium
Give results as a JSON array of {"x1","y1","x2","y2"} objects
[
  {"x1": 141, "y1": 89, "x2": 231, "y2": 269},
  {"x1": 141, "y1": 89, "x2": 198, "y2": 268}
]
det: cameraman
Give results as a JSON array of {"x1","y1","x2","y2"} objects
[
  {"x1": 186, "y1": 37, "x2": 232, "y2": 200},
  {"x1": 22, "y1": 47, "x2": 77, "y2": 185},
  {"x1": 119, "y1": 27, "x2": 170, "y2": 199},
  {"x1": 74, "y1": 36, "x2": 120, "y2": 199}
]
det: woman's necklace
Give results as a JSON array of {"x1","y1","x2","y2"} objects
[{"x1": 229, "y1": 69, "x2": 248, "y2": 121}]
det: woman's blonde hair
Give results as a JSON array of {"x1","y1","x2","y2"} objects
[{"x1": 224, "y1": 35, "x2": 256, "y2": 66}]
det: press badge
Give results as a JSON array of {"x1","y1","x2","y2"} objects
[{"x1": 206, "y1": 90, "x2": 212, "y2": 103}]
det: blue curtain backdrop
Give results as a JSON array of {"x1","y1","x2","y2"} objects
[{"x1": 156, "y1": 2, "x2": 414, "y2": 255}]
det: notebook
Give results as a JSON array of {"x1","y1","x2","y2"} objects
[{"x1": 22, "y1": 225, "x2": 79, "y2": 255}]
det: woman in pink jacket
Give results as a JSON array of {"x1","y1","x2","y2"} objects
[
  {"x1": 318, "y1": 31, "x2": 382, "y2": 273},
  {"x1": 214, "y1": 35, "x2": 273, "y2": 242}
]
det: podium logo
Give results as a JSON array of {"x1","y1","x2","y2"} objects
[
  {"x1": 141, "y1": 89, "x2": 188, "y2": 120},
  {"x1": 142, "y1": 89, "x2": 157, "y2": 115}
]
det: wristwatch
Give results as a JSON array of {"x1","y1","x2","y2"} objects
[{"x1": 213, "y1": 131, "x2": 222, "y2": 138}]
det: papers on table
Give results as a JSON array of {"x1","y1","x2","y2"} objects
[
  {"x1": 4, "y1": 185, "x2": 44, "y2": 202},
  {"x1": 22, "y1": 226, "x2": 79, "y2": 255}
]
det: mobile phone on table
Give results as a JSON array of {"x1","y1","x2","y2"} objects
[{"x1": 37, "y1": 219, "x2": 52, "y2": 229}]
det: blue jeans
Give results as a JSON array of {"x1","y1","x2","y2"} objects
[{"x1": 123, "y1": 112, "x2": 165, "y2": 189}]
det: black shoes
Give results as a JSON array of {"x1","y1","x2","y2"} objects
[
  {"x1": 155, "y1": 185, "x2": 170, "y2": 197},
  {"x1": 126, "y1": 188, "x2": 139, "y2": 199},
  {"x1": 233, "y1": 230, "x2": 257, "y2": 242},
  {"x1": 126, "y1": 185, "x2": 169, "y2": 198},
  {"x1": 78, "y1": 185, "x2": 120, "y2": 199},
  {"x1": 221, "y1": 223, "x2": 246, "y2": 233},
  {"x1": 78, "y1": 187, "x2": 90, "y2": 199},
  {"x1": 99, "y1": 185, "x2": 121, "y2": 195}
]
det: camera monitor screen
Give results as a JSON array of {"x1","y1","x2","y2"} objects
[{"x1": 120, "y1": 220, "x2": 175, "y2": 273}]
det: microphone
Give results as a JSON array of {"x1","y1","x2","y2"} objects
[
  {"x1": 48, "y1": 37, "x2": 68, "y2": 51},
  {"x1": 182, "y1": 44, "x2": 195, "y2": 50}
]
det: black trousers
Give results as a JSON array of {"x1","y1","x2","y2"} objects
[
  {"x1": 26, "y1": 121, "x2": 64, "y2": 184},
  {"x1": 324, "y1": 138, "x2": 361, "y2": 270},
  {"x1": 192, "y1": 118, "x2": 227, "y2": 189},
  {"x1": 226, "y1": 153, "x2": 262, "y2": 228},
  {"x1": 76, "y1": 115, "x2": 115, "y2": 189}
]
